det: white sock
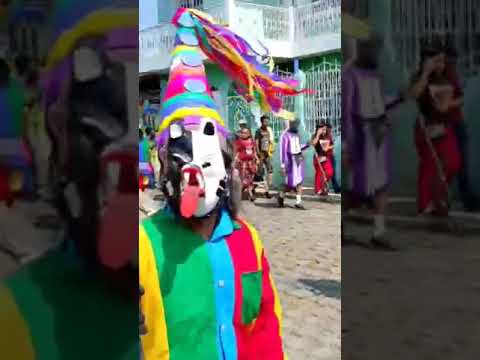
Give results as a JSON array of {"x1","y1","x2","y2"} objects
[
  {"x1": 296, "y1": 194, "x2": 302, "y2": 204},
  {"x1": 373, "y1": 214, "x2": 385, "y2": 238}
]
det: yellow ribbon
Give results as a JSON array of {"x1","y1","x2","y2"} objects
[{"x1": 342, "y1": 13, "x2": 370, "y2": 40}]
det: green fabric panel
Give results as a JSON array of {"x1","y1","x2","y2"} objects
[
  {"x1": 143, "y1": 211, "x2": 219, "y2": 360},
  {"x1": 7, "y1": 251, "x2": 138, "y2": 360},
  {"x1": 241, "y1": 271, "x2": 263, "y2": 325},
  {"x1": 6, "y1": 79, "x2": 25, "y2": 137}
]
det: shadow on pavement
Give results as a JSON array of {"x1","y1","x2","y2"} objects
[{"x1": 298, "y1": 278, "x2": 341, "y2": 300}]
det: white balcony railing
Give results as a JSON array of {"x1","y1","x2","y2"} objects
[
  {"x1": 294, "y1": 0, "x2": 340, "y2": 40},
  {"x1": 140, "y1": 0, "x2": 340, "y2": 73}
]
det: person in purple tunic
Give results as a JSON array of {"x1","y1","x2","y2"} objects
[
  {"x1": 278, "y1": 119, "x2": 310, "y2": 209},
  {"x1": 342, "y1": 36, "x2": 404, "y2": 249}
]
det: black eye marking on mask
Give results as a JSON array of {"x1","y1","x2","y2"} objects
[
  {"x1": 204, "y1": 122, "x2": 215, "y2": 136},
  {"x1": 168, "y1": 128, "x2": 193, "y2": 161},
  {"x1": 202, "y1": 162, "x2": 211, "y2": 168}
]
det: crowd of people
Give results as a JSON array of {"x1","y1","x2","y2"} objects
[
  {"x1": 233, "y1": 115, "x2": 339, "y2": 209},
  {"x1": 342, "y1": 33, "x2": 479, "y2": 249},
  {"x1": 139, "y1": 112, "x2": 340, "y2": 211}
]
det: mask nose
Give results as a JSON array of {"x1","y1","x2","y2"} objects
[{"x1": 179, "y1": 164, "x2": 206, "y2": 218}]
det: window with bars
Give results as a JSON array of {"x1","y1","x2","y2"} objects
[
  {"x1": 178, "y1": 0, "x2": 204, "y2": 9},
  {"x1": 391, "y1": 0, "x2": 480, "y2": 78}
]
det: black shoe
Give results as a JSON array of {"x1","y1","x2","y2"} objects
[
  {"x1": 294, "y1": 203, "x2": 306, "y2": 210},
  {"x1": 370, "y1": 237, "x2": 396, "y2": 251},
  {"x1": 277, "y1": 195, "x2": 284, "y2": 208}
]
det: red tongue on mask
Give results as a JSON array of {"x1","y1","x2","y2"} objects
[{"x1": 180, "y1": 167, "x2": 204, "y2": 218}]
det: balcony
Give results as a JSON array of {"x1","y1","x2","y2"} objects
[{"x1": 140, "y1": 0, "x2": 340, "y2": 73}]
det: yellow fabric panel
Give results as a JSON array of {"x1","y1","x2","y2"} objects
[
  {"x1": 172, "y1": 45, "x2": 203, "y2": 56},
  {"x1": 342, "y1": 13, "x2": 370, "y2": 40},
  {"x1": 274, "y1": 109, "x2": 296, "y2": 121},
  {"x1": 0, "y1": 286, "x2": 35, "y2": 360},
  {"x1": 158, "y1": 107, "x2": 224, "y2": 134},
  {"x1": 269, "y1": 273, "x2": 284, "y2": 338},
  {"x1": 46, "y1": 9, "x2": 138, "y2": 70},
  {"x1": 139, "y1": 226, "x2": 170, "y2": 360},
  {"x1": 243, "y1": 221, "x2": 263, "y2": 270}
]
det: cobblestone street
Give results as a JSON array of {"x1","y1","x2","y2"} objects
[
  {"x1": 342, "y1": 219, "x2": 480, "y2": 360},
  {"x1": 140, "y1": 190, "x2": 342, "y2": 360},
  {"x1": 243, "y1": 197, "x2": 341, "y2": 360}
]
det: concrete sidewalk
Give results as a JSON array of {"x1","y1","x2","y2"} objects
[
  {"x1": 254, "y1": 184, "x2": 342, "y2": 203},
  {"x1": 344, "y1": 197, "x2": 480, "y2": 233}
]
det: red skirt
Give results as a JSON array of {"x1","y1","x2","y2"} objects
[
  {"x1": 313, "y1": 156, "x2": 334, "y2": 194},
  {"x1": 415, "y1": 122, "x2": 461, "y2": 213},
  {"x1": 236, "y1": 159, "x2": 257, "y2": 190}
]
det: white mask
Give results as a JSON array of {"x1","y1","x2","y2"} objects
[{"x1": 168, "y1": 118, "x2": 227, "y2": 218}]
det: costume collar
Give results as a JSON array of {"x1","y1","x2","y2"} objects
[
  {"x1": 210, "y1": 209, "x2": 234, "y2": 242},
  {"x1": 163, "y1": 205, "x2": 240, "y2": 242}
]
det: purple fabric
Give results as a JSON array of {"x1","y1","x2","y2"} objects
[
  {"x1": 104, "y1": 27, "x2": 138, "y2": 50},
  {"x1": 139, "y1": 162, "x2": 153, "y2": 175},
  {"x1": 343, "y1": 66, "x2": 391, "y2": 198},
  {"x1": 41, "y1": 58, "x2": 72, "y2": 108},
  {"x1": 280, "y1": 130, "x2": 305, "y2": 188}
]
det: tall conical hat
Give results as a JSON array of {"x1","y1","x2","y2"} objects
[
  {"x1": 156, "y1": 9, "x2": 227, "y2": 146},
  {"x1": 157, "y1": 8, "x2": 307, "y2": 145}
]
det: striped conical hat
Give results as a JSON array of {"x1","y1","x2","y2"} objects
[
  {"x1": 157, "y1": 8, "x2": 306, "y2": 146},
  {"x1": 156, "y1": 10, "x2": 227, "y2": 147}
]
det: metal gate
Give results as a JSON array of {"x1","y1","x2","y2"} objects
[
  {"x1": 391, "y1": 0, "x2": 480, "y2": 78},
  {"x1": 226, "y1": 68, "x2": 295, "y2": 140},
  {"x1": 303, "y1": 59, "x2": 342, "y2": 137},
  {"x1": 226, "y1": 62, "x2": 341, "y2": 139}
]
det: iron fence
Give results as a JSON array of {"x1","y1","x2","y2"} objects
[
  {"x1": 304, "y1": 59, "x2": 341, "y2": 138},
  {"x1": 226, "y1": 62, "x2": 341, "y2": 140},
  {"x1": 391, "y1": 0, "x2": 480, "y2": 79}
]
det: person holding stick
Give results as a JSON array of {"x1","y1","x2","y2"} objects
[
  {"x1": 278, "y1": 118, "x2": 310, "y2": 209},
  {"x1": 408, "y1": 39, "x2": 461, "y2": 217},
  {"x1": 311, "y1": 121, "x2": 334, "y2": 196}
]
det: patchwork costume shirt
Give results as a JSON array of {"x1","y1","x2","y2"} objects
[{"x1": 140, "y1": 208, "x2": 286, "y2": 360}]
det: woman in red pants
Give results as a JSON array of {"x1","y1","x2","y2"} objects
[
  {"x1": 409, "y1": 42, "x2": 461, "y2": 216},
  {"x1": 311, "y1": 122, "x2": 334, "y2": 195}
]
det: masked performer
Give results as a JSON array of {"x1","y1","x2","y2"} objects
[
  {"x1": 278, "y1": 118, "x2": 310, "y2": 209},
  {"x1": 408, "y1": 40, "x2": 461, "y2": 216},
  {"x1": 140, "y1": 8, "x2": 305, "y2": 360},
  {"x1": 234, "y1": 127, "x2": 259, "y2": 201},
  {"x1": 342, "y1": 34, "x2": 404, "y2": 249},
  {"x1": 312, "y1": 122, "x2": 334, "y2": 195},
  {"x1": 0, "y1": 3, "x2": 139, "y2": 359}
]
